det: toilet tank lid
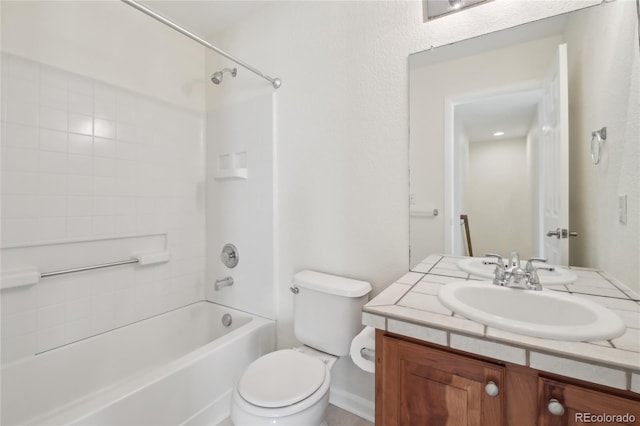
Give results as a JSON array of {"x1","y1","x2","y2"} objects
[{"x1": 293, "y1": 270, "x2": 372, "y2": 297}]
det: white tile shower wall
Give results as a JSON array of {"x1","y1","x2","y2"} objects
[
  {"x1": 205, "y1": 94, "x2": 276, "y2": 320},
  {"x1": 0, "y1": 54, "x2": 206, "y2": 363}
]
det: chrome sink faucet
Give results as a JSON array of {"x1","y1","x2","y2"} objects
[{"x1": 483, "y1": 251, "x2": 552, "y2": 291}]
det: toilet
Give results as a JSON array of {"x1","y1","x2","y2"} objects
[{"x1": 231, "y1": 270, "x2": 372, "y2": 426}]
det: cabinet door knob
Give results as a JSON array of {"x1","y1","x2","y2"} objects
[
  {"x1": 484, "y1": 381, "x2": 499, "y2": 397},
  {"x1": 547, "y1": 399, "x2": 565, "y2": 416}
]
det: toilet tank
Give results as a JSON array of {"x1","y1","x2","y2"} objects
[{"x1": 292, "y1": 270, "x2": 372, "y2": 357}]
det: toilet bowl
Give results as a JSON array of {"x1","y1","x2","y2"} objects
[
  {"x1": 230, "y1": 349, "x2": 332, "y2": 425},
  {"x1": 231, "y1": 271, "x2": 372, "y2": 426}
]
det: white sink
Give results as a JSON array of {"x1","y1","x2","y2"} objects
[
  {"x1": 437, "y1": 281, "x2": 625, "y2": 341},
  {"x1": 457, "y1": 257, "x2": 577, "y2": 285}
]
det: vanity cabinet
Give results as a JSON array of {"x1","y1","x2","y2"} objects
[
  {"x1": 538, "y1": 378, "x2": 640, "y2": 425},
  {"x1": 376, "y1": 330, "x2": 640, "y2": 426},
  {"x1": 376, "y1": 332, "x2": 505, "y2": 425}
]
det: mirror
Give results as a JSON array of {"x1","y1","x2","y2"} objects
[{"x1": 409, "y1": 1, "x2": 639, "y2": 290}]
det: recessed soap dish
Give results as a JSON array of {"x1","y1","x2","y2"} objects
[{"x1": 215, "y1": 152, "x2": 248, "y2": 180}]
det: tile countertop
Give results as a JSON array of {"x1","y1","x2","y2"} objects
[{"x1": 363, "y1": 254, "x2": 640, "y2": 394}]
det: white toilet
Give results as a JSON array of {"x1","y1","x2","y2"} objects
[{"x1": 230, "y1": 270, "x2": 372, "y2": 426}]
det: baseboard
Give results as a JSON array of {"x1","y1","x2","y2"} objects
[{"x1": 329, "y1": 388, "x2": 375, "y2": 423}]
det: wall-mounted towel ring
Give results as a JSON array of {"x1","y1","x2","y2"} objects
[{"x1": 590, "y1": 126, "x2": 607, "y2": 165}]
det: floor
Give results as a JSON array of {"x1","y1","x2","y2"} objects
[
  {"x1": 325, "y1": 404, "x2": 374, "y2": 426},
  {"x1": 218, "y1": 404, "x2": 373, "y2": 425}
]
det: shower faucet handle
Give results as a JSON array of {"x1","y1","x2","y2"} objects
[{"x1": 220, "y1": 244, "x2": 239, "y2": 268}]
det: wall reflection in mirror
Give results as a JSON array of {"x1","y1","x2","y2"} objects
[{"x1": 409, "y1": 1, "x2": 639, "y2": 292}]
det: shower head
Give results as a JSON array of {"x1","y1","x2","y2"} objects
[
  {"x1": 211, "y1": 67, "x2": 237, "y2": 85},
  {"x1": 211, "y1": 71, "x2": 223, "y2": 85}
]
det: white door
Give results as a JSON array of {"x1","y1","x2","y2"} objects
[{"x1": 540, "y1": 43, "x2": 569, "y2": 265}]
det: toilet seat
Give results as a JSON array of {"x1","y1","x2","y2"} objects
[
  {"x1": 231, "y1": 349, "x2": 332, "y2": 425},
  {"x1": 238, "y1": 349, "x2": 327, "y2": 408}
]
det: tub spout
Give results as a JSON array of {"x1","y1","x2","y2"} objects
[{"x1": 214, "y1": 276, "x2": 234, "y2": 291}]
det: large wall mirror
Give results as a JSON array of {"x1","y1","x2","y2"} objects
[{"x1": 409, "y1": 1, "x2": 639, "y2": 290}]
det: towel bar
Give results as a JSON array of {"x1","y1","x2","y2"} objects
[
  {"x1": 1, "y1": 251, "x2": 170, "y2": 290},
  {"x1": 40, "y1": 258, "x2": 140, "y2": 279}
]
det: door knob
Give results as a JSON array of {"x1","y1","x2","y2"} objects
[
  {"x1": 546, "y1": 228, "x2": 578, "y2": 239},
  {"x1": 546, "y1": 228, "x2": 561, "y2": 239}
]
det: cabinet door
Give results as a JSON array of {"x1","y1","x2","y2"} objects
[
  {"x1": 538, "y1": 378, "x2": 640, "y2": 426},
  {"x1": 378, "y1": 334, "x2": 504, "y2": 426}
]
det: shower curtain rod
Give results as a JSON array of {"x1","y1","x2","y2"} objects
[{"x1": 120, "y1": 0, "x2": 281, "y2": 89}]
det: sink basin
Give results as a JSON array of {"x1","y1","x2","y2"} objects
[
  {"x1": 457, "y1": 257, "x2": 577, "y2": 285},
  {"x1": 437, "y1": 281, "x2": 625, "y2": 341}
]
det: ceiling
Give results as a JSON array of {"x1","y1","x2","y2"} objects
[
  {"x1": 455, "y1": 88, "x2": 543, "y2": 143},
  {"x1": 139, "y1": 1, "x2": 267, "y2": 38}
]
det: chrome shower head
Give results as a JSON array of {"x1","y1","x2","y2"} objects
[
  {"x1": 211, "y1": 67, "x2": 237, "y2": 85},
  {"x1": 211, "y1": 71, "x2": 223, "y2": 85}
]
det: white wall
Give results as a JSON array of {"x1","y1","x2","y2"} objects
[
  {"x1": 467, "y1": 137, "x2": 534, "y2": 258},
  {"x1": 1, "y1": 1, "x2": 206, "y2": 112},
  {"x1": 0, "y1": 1, "x2": 207, "y2": 362},
  {"x1": 204, "y1": 0, "x2": 600, "y2": 410},
  {"x1": 205, "y1": 94, "x2": 276, "y2": 320},
  {"x1": 565, "y1": 1, "x2": 640, "y2": 289}
]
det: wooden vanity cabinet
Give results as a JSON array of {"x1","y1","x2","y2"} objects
[
  {"x1": 376, "y1": 331, "x2": 505, "y2": 425},
  {"x1": 376, "y1": 330, "x2": 640, "y2": 426},
  {"x1": 538, "y1": 378, "x2": 640, "y2": 426}
]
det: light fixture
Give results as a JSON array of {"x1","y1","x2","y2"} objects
[
  {"x1": 424, "y1": 0, "x2": 490, "y2": 21},
  {"x1": 493, "y1": 131, "x2": 505, "y2": 137}
]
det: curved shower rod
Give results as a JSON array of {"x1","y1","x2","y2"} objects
[{"x1": 120, "y1": 0, "x2": 281, "y2": 89}]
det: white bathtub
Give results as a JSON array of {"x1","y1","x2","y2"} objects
[{"x1": 1, "y1": 301, "x2": 275, "y2": 425}]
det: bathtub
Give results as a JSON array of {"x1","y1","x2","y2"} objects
[{"x1": 1, "y1": 301, "x2": 275, "y2": 425}]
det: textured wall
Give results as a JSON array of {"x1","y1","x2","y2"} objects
[
  {"x1": 204, "y1": 0, "x2": 601, "y2": 409},
  {"x1": 565, "y1": 1, "x2": 640, "y2": 290}
]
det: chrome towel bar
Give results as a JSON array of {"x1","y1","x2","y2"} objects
[
  {"x1": 1, "y1": 251, "x2": 169, "y2": 290},
  {"x1": 40, "y1": 258, "x2": 140, "y2": 279}
]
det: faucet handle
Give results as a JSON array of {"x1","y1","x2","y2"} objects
[
  {"x1": 483, "y1": 254, "x2": 506, "y2": 285},
  {"x1": 483, "y1": 253, "x2": 505, "y2": 268},
  {"x1": 523, "y1": 258, "x2": 547, "y2": 291},
  {"x1": 526, "y1": 269, "x2": 543, "y2": 291},
  {"x1": 525, "y1": 257, "x2": 554, "y2": 272}
]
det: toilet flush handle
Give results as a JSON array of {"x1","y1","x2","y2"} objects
[{"x1": 290, "y1": 286, "x2": 299, "y2": 294}]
